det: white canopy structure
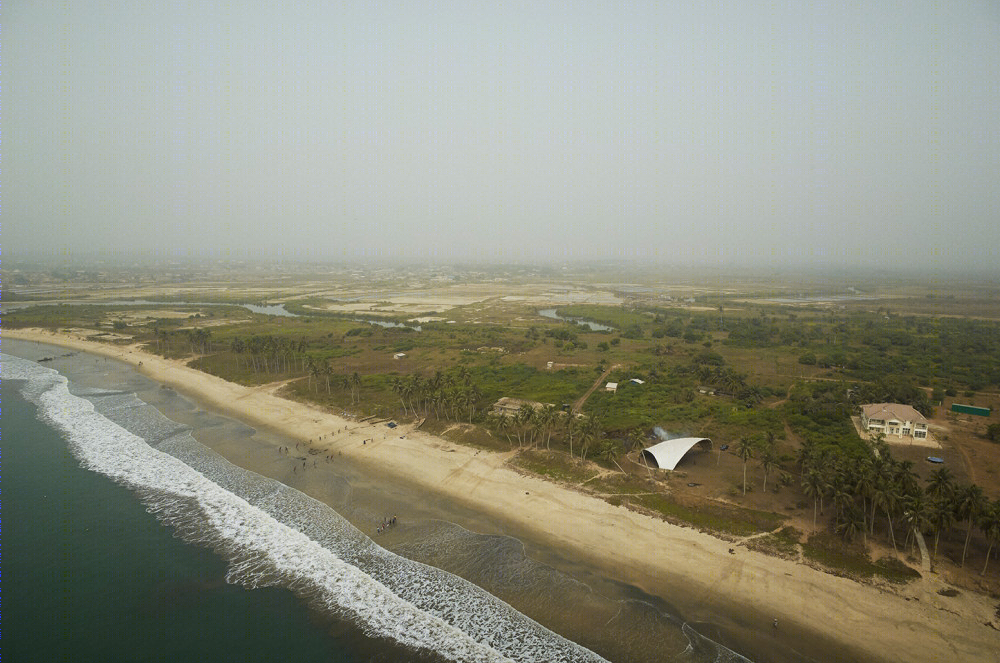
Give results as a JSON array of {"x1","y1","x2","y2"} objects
[{"x1": 641, "y1": 438, "x2": 713, "y2": 470}]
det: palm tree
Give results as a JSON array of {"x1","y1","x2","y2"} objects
[
  {"x1": 928, "y1": 497, "x2": 954, "y2": 564},
  {"x1": 627, "y1": 428, "x2": 646, "y2": 454},
  {"x1": 956, "y1": 484, "x2": 986, "y2": 567},
  {"x1": 832, "y1": 479, "x2": 854, "y2": 526},
  {"x1": 530, "y1": 415, "x2": 546, "y2": 449},
  {"x1": 802, "y1": 470, "x2": 823, "y2": 531},
  {"x1": 230, "y1": 336, "x2": 245, "y2": 370},
  {"x1": 322, "y1": 360, "x2": 333, "y2": 394},
  {"x1": 837, "y1": 507, "x2": 864, "y2": 543},
  {"x1": 578, "y1": 420, "x2": 598, "y2": 461},
  {"x1": 874, "y1": 480, "x2": 901, "y2": 556},
  {"x1": 350, "y1": 372, "x2": 362, "y2": 404},
  {"x1": 895, "y1": 460, "x2": 921, "y2": 499},
  {"x1": 516, "y1": 405, "x2": 534, "y2": 448},
  {"x1": 980, "y1": 499, "x2": 1000, "y2": 576},
  {"x1": 495, "y1": 412, "x2": 513, "y2": 448},
  {"x1": 598, "y1": 439, "x2": 620, "y2": 465},
  {"x1": 390, "y1": 377, "x2": 407, "y2": 416},
  {"x1": 565, "y1": 414, "x2": 580, "y2": 457},
  {"x1": 926, "y1": 467, "x2": 954, "y2": 502},
  {"x1": 305, "y1": 357, "x2": 317, "y2": 392},
  {"x1": 853, "y1": 458, "x2": 875, "y2": 537},
  {"x1": 902, "y1": 493, "x2": 930, "y2": 558},
  {"x1": 759, "y1": 444, "x2": 778, "y2": 493},
  {"x1": 736, "y1": 436, "x2": 754, "y2": 495}
]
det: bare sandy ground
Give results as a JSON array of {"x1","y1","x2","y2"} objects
[{"x1": 6, "y1": 327, "x2": 999, "y2": 663}]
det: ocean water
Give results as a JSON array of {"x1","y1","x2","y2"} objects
[
  {"x1": 3, "y1": 377, "x2": 369, "y2": 661},
  {"x1": 3, "y1": 346, "x2": 757, "y2": 663}
]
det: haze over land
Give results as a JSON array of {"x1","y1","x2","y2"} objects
[{"x1": 6, "y1": 1, "x2": 999, "y2": 271}]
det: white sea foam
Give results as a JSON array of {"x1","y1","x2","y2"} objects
[{"x1": 4, "y1": 354, "x2": 608, "y2": 663}]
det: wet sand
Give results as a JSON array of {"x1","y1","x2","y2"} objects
[{"x1": 6, "y1": 328, "x2": 999, "y2": 663}]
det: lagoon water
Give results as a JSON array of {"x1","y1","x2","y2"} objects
[{"x1": 4, "y1": 341, "x2": 758, "y2": 663}]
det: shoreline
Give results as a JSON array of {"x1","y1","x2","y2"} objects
[{"x1": 5, "y1": 328, "x2": 999, "y2": 662}]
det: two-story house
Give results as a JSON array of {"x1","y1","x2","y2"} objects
[{"x1": 860, "y1": 403, "x2": 929, "y2": 440}]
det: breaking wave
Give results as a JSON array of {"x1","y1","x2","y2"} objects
[{"x1": 4, "y1": 354, "x2": 607, "y2": 663}]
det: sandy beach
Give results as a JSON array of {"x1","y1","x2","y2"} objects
[{"x1": 6, "y1": 327, "x2": 999, "y2": 663}]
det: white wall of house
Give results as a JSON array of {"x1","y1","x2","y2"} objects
[{"x1": 862, "y1": 413, "x2": 928, "y2": 439}]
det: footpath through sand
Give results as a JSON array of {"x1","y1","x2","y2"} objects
[{"x1": 6, "y1": 328, "x2": 999, "y2": 663}]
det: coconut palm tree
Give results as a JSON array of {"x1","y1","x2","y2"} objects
[
  {"x1": 902, "y1": 492, "x2": 930, "y2": 558},
  {"x1": 495, "y1": 412, "x2": 513, "y2": 448},
  {"x1": 229, "y1": 336, "x2": 245, "y2": 370},
  {"x1": 837, "y1": 507, "x2": 864, "y2": 543},
  {"x1": 802, "y1": 470, "x2": 823, "y2": 531},
  {"x1": 853, "y1": 457, "x2": 875, "y2": 536},
  {"x1": 390, "y1": 377, "x2": 407, "y2": 416},
  {"x1": 350, "y1": 372, "x2": 362, "y2": 405},
  {"x1": 895, "y1": 460, "x2": 921, "y2": 499},
  {"x1": 759, "y1": 444, "x2": 778, "y2": 493},
  {"x1": 627, "y1": 428, "x2": 646, "y2": 454},
  {"x1": 832, "y1": 479, "x2": 854, "y2": 527},
  {"x1": 565, "y1": 414, "x2": 580, "y2": 458},
  {"x1": 578, "y1": 419, "x2": 599, "y2": 461},
  {"x1": 736, "y1": 436, "x2": 754, "y2": 495},
  {"x1": 598, "y1": 439, "x2": 620, "y2": 465},
  {"x1": 874, "y1": 480, "x2": 901, "y2": 556},
  {"x1": 927, "y1": 497, "x2": 954, "y2": 564},
  {"x1": 305, "y1": 357, "x2": 314, "y2": 391},
  {"x1": 980, "y1": 499, "x2": 1000, "y2": 576},
  {"x1": 926, "y1": 467, "x2": 954, "y2": 502},
  {"x1": 322, "y1": 360, "x2": 333, "y2": 394},
  {"x1": 956, "y1": 484, "x2": 986, "y2": 567},
  {"x1": 515, "y1": 404, "x2": 534, "y2": 448}
]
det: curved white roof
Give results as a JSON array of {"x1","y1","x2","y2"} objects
[{"x1": 641, "y1": 437, "x2": 712, "y2": 470}]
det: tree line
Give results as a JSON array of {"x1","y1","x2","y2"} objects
[{"x1": 796, "y1": 436, "x2": 1000, "y2": 575}]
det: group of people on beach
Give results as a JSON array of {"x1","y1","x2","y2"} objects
[
  {"x1": 275, "y1": 425, "x2": 372, "y2": 474},
  {"x1": 376, "y1": 515, "x2": 397, "y2": 535},
  {"x1": 280, "y1": 445, "x2": 342, "y2": 474}
]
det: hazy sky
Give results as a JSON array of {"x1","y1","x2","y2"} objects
[{"x1": 6, "y1": 1, "x2": 999, "y2": 269}]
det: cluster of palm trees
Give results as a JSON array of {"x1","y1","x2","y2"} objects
[
  {"x1": 688, "y1": 364, "x2": 764, "y2": 405},
  {"x1": 304, "y1": 357, "x2": 362, "y2": 402},
  {"x1": 481, "y1": 406, "x2": 641, "y2": 465},
  {"x1": 734, "y1": 432, "x2": 782, "y2": 495},
  {"x1": 229, "y1": 335, "x2": 308, "y2": 374},
  {"x1": 486, "y1": 405, "x2": 607, "y2": 458},
  {"x1": 798, "y1": 438, "x2": 1000, "y2": 575},
  {"x1": 389, "y1": 367, "x2": 484, "y2": 422},
  {"x1": 153, "y1": 327, "x2": 213, "y2": 355}
]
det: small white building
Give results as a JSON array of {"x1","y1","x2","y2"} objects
[
  {"x1": 393, "y1": 352, "x2": 407, "y2": 360},
  {"x1": 605, "y1": 382, "x2": 618, "y2": 393},
  {"x1": 861, "y1": 403, "x2": 929, "y2": 440}
]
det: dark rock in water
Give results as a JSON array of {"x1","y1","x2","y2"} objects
[{"x1": 38, "y1": 356, "x2": 54, "y2": 362}]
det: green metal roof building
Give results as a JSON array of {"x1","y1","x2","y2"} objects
[{"x1": 950, "y1": 403, "x2": 991, "y2": 417}]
